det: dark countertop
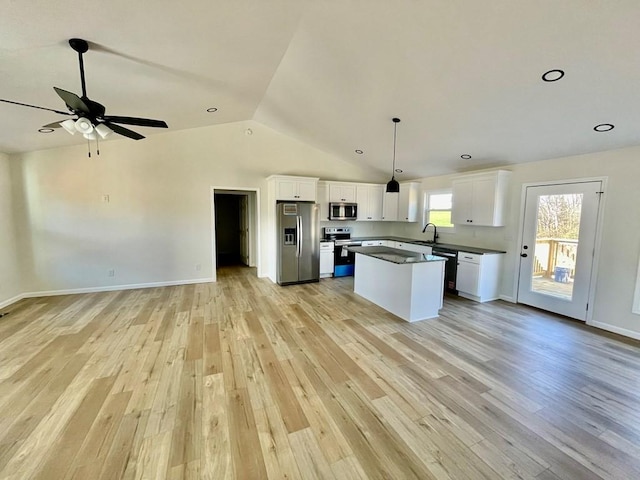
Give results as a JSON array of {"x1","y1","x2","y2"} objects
[
  {"x1": 347, "y1": 246, "x2": 448, "y2": 265},
  {"x1": 350, "y1": 236, "x2": 506, "y2": 255}
]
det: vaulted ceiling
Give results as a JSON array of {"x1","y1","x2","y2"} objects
[{"x1": 2, "y1": 1, "x2": 639, "y2": 177}]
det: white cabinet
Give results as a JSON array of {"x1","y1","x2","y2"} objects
[
  {"x1": 451, "y1": 170, "x2": 511, "y2": 226},
  {"x1": 356, "y1": 184, "x2": 384, "y2": 221},
  {"x1": 320, "y1": 241, "x2": 334, "y2": 278},
  {"x1": 456, "y1": 252, "x2": 503, "y2": 303},
  {"x1": 268, "y1": 175, "x2": 318, "y2": 202},
  {"x1": 398, "y1": 182, "x2": 420, "y2": 222},
  {"x1": 317, "y1": 181, "x2": 330, "y2": 220},
  {"x1": 382, "y1": 192, "x2": 399, "y2": 221},
  {"x1": 382, "y1": 182, "x2": 420, "y2": 222},
  {"x1": 328, "y1": 182, "x2": 357, "y2": 203}
]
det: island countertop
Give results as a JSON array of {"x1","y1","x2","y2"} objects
[{"x1": 347, "y1": 246, "x2": 448, "y2": 265}]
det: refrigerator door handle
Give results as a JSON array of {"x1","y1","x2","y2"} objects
[{"x1": 297, "y1": 215, "x2": 303, "y2": 257}]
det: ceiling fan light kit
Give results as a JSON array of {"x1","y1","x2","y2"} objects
[
  {"x1": 386, "y1": 117, "x2": 401, "y2": 193},
  {"x1": 94, "y1": 123, "x2": 112, "y2": 139},
  {"x1": 75, "y1": 118, "x2": 94, "y2": 134},
  {"x1": 60, "y1": 119, "x2": 77, "y2": 135}
]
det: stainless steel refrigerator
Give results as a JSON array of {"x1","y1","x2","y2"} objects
[{"x1": 276, "y1": 202, "x2": 320, "y2": 285}]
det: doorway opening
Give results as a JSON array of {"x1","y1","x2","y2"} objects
[{"x1": 211, "y1": 188, "x2": 260, "y2": 277}]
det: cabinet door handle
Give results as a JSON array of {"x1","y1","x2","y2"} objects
[{"x1": 520, "y1": 253, "x2": 528, "y2": 258}]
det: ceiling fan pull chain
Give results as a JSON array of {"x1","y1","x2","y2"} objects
[
  {"x1": 87, "y1": 138, "x2": 91, "y2": 158},
  {"x1": 96, "y1": 136, "x2": 100, "y2": 156}
]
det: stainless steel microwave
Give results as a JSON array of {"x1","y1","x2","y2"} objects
[{"x1": 329, "y1": 202, "x2": 357, "y2": 221}]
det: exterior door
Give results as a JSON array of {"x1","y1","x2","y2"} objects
[{"x1": 517, "y1": 181, "x2": 602, "y2": 320}]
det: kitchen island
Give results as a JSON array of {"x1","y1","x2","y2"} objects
[{"x1": 348, "y1": 246, "x2": 447, "y2": 322}]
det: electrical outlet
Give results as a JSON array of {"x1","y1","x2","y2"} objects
[
  {"x1": 102, "y1": 194, "x2": 110, "y2": 203},
  {"x1": 195, "y1": 264, "x2": 201, "y2": 271},
  {"x1": 108, "y1": 269, "x2": 115, "y2": 277}
]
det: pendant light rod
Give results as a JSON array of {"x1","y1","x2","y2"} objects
[
  {"x1": 392, "y1": 117, "x2": 400, "y2": 174},
  {"x1": 386, "y1": 117, "x2": 401, "y2": 193}
]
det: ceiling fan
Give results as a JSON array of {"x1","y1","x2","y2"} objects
[{"x1": 0, "y1": 38, "x2": 168, "y2": 142}]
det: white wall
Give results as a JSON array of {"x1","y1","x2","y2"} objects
[
  {"x1": 0, "y1": 153, "x2": 23, "y2": 308},
  {"x1": 392, "y1": 146, "x2": 640, "y2": 339},
  {"x1": 12, "y1": 120, "x2": 380, "y2": 294}
]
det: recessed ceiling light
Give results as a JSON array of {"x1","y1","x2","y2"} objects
[
  {"x1": 542, "y1": 69, "x2": 565, "y2": 82},
  {"x1": 355, "y1": 149, "x2": 363, "y2": 154},
  {"x1": 395, "y1": 169, "x2": 403, "y2": 173},
  {"x1": 594, "y1": 123, "x2": 614, "y2": 132},
  {"x1": 206, "y1": 107, "x2": 218, "y2": 113},
  {"x1": 461, "y1": 154, "x2": 472, "y2": 159},
  {"x1": 38, "y1": 128, "x2": 54, "y2": 133}
]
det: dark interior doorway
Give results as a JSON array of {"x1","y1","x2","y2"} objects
[{"x1": 214, "y1": 193, "x2": 244, "y2": 267}]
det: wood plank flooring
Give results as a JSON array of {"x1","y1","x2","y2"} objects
[{"x1": 1, "y1": 266, "x2": 639, "y2": 479}]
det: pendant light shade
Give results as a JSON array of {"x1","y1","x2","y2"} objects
[{"x1": 386, "y1": 117, "x2": 401, "y2": 193}]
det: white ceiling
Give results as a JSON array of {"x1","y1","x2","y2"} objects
[{"x1": 2, "y1": 1, "x2": 640, "y2": 178}]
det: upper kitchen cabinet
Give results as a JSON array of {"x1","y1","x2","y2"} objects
[
  {"x1": 317, "y1": 181, "x2": 329, "y2": 219},
  {"x1": 356, "y1": 184, "x2": 384, "y2": 221},
  {"x1": 268, "y1": 175, "x2": 319, "y2": 202},
  {"x1": 382, "y1": 192, "x2": 399, "y2": 221},
  {"x1": 382, "y1": 181, "x2": 420, "y2": 222},
  {"x1": 398, "y1": 182, "x2": 420, "y2": 222},
  {"x1": 451, "y1": 170, "x2": 511, "y2": 226},
  {"x1": 328, "y1": 182, "x2": 357, "y2": 203}
]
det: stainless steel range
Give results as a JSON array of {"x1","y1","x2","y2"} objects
[{"x1": 323, "y1": 227, "x2": 362, "y2": 277}]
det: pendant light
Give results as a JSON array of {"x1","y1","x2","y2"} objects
[{"x1": 386, "y1": 117, "x2": 401, "y2": 193}]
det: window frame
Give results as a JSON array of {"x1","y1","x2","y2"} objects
[{"x1": 423, "y1": 188, "x2": 456, "y2": 232}]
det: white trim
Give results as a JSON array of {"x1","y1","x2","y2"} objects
[
  {"x1": 210, "y1": 186, "x2": 262, "y2": 278},
  {"x1": 590, "y1": 321, "x2": 640, "y2": 341},
  {"x1": 499, "y1": 294, "x2": 516, "y2": 303},
  {"x1": 423, "y1": 188, "x2": 455, "y2": 232},
  {"x1": 515, "y1": 176, "x2": 607, "y2": 324},
  {"x1": 0, "y1": 293, "x2": 26, "y2": 310},
  {"x1": 21, "y1": 277, "x2": 215, "y2": 299}
]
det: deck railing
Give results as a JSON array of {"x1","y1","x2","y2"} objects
[{"x1": 533, "y1": 238, "x2": 578, "y2": 278}]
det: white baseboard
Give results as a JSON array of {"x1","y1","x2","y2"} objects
[
  {"x1": 499, "y1": 294, "x2": 516, "y2": 303},
  {"x1": 0, "y1": 293, "x2": 26, "y2": 310},
  {"x1": 589, "y1": 321, "x2": 640, "y2": 341},
  {"x1": 21, "y1": 277, "x2": 216, "y2": 299}
]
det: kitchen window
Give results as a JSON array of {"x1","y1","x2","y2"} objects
[{"x1": 424, "y1": 189, "x2": 455, "y2": 229}]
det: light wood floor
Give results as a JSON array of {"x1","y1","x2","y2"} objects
[{"x1": 1, "y1": 266, "x2": 639, "y2": 479}]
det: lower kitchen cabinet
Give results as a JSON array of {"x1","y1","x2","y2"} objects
[
  {"x1": 456, "y1": 252, "x2": 502, "y2": 302},
  {"x1": 320, "y1": 241, "x2": 334, "y2": 278}
]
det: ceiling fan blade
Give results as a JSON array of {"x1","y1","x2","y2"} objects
[
  {"x1": 53, "y1": 87, "x2": 90, "y2": 114},
  {"x1": 42, "y1": 121, "x2": 65, "y2": 128},
  {"x1": 0, "y1": 98, "x2": 72, "y2": 116},
  {"x1": 103, "y1": 116, "x2": 168, "y2": 128},
  {"x1": 104, "y1": 121, "x2": 144, "y2": 140}
]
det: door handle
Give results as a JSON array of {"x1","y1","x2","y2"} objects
[
  {"x1": 297, "y1": 216, "x2": 303, "y2": 257},
  {"x1": 520, "y1": 253, "x2": 528, "y2": 258}
]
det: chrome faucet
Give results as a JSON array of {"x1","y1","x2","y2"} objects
[{"x1": 422, "y1": 222, "x2": 437, "y2": 243}]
